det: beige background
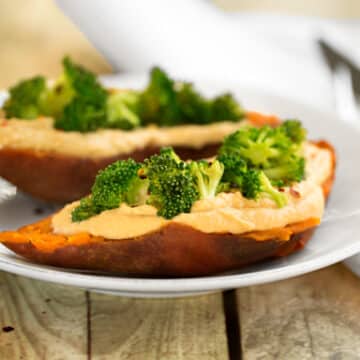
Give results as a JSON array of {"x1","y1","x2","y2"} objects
[{"x1": 0, "y1": 0, "x2": 359, "y2": 88}]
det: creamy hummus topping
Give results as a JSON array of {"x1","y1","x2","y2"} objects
[
  {"x1": 0, "y1": 117, "x2": 248, "y2": 158},
  {"x1": 52, "y1": 143, "x2": 333, "y2": 239}
]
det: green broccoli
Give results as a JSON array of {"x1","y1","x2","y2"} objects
[
  {"x1": 54, "y1": 57, "x2": 108, "y2": 131},
  {"x1": 219, "y1": 126, "x2": 283, "y2": 167},
  {"x1": 175, "y1": 82, "x2": 211, "y2": 124},
  {"x1": 190, "y1": 160, "x2": 224, "y2": 199},
  {"x1": 72, "y1": 118, "x2": 308, "y2": 222},
  {"x1": 210, "y1": 93, "x2": 245, "y2": 122},
  {"x1": 140, "y1": 147, "x2": 198, "y2": 219},
  {"x1": 71, "y1": 196, "x2": 97, "y2": 222},
  {"x1": 72, "y1": 159, "x2": 149, "y2": 222},
  {"x1": 40, "y1": 75, "x2": 74, "y2": 118},
  {"x1": 219, "y1": 120, "x2": 306, "y2": 184},
  {"x1": 217, "y1": 152, "x2": 248, "y2": 188},
  {"x1": 241, "y1": 169, "x2": 287, "y2": 207},
  {"x1": 91, "y1": 159, "x2": 148, "y2": 211},
  {"x1": 3, "y1": 60, "x2": 245, "y2": 131},
  {"x1": 217, "y1": 152, "x2": 287, "y2": 206},
  {"x1": 281, "y1": 119, "x2": 307, "y2": 144},
  {"x1": 139, "y1": 67, "x2": 245, "y2": 126},
  {"x1": 263, "y1": 156, "x2": 305, "y2": 184},
  {"x1": 54, "y1": 97, "x2": 106, "y2": 133},
  {"x1": 138, "y1": 67, "x2": 180, "y2": 126},
  {"x1": 3, "y1": 76, "x2": 47, "y2": 119},
  {"x1": 106, "y1": 91, "x2": 141, "y2": 130},
  {"x1": 62, "y1": 56, "x2": 107, "y2": 106}
]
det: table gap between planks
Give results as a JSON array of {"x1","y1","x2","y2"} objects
[{"x1": 0, "y1": 264, "x2": 359, "y2": 360}]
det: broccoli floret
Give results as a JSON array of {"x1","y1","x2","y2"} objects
[
  {"x1": 72, "y1": 159, "x2": 149, "y2": 221},
  {"x1": 148, "y1": 173, "x2": 199, "y2": 219},
  {"x1": 2, "y1": 57, "x2": 109, "y2": 132},
  {"x1": 74, "y1": 148, "x2": 199, "y2": 222},
  {"x1": 41, "y1": 57, "x2": 107, "y2": 119},
  {"x1": 91, "y1": 159, "x2": 148, "y2": 211},
  {"x1": 175, "y1": 82, "x2": 212, "y2": 124},
  {"x1": 264, "y1": 156, "x2": 305, "y2": 184},
  {"x1": 140, "y1": 147, "x2": 181, "y2": 178},
  {"x1": 217, "y1": 120, "x2": 308, "y2": 206},
  {"x1": 219, "y1": 126, "x2": 285, "y2": 167},
  {"x1": 217, "y1": 152, "x2": 247, "y2": 188},
  {"x1": 106, "y1": 91, "x2": 141, "y2": 130},
  {"x1": 281, "y1": 119, "x2": 307, "y2": 144},
  {"x1": 217, "y1": 152, "x2": 287, "y2": 206},
  {"x1": 241, "y1": 170, "x2": 287, "y2": 207},
  {"x1": 52, "y1": 57, "x2": 108, "y2": 132},
  {"x1": 4, "y1": 61, "x2": 245, "y2": 130},
  {"x1": 54, "y1": 97, "x2": 107, "y2": 132},
  {"x1": 62, "y1": 56, "x2": 107, "y2": 106},
  {"x1": 139, "y1": 67, "x2": 244, "y2": 127},
  {"x1": 211, "y1": 93, "x2": 245, "y2": 122},
  {"x1": 141, "y1": 147, "x2": 198, "y2": 219},
  {"x1": 40, "y1": 75, "x2": 74, "y2": 118},
  {"x1": 3, "y1": 76, "x2": 47, "y2": 119},
  {"x1": 190, "y1": 160, "x2": 224, "y2": 199},
  {"x1": 138, "y1": 67, "x2": 180, "y2": 127},
  {"x1": 219, "y1": 121, "x2": 306, "y2": 184},
  {"x1": 216, "y1": 181, "x2": 231, "y2": 194},
  {"x1": 71, "y1": 196, "x2": 97, "y2": 222}
]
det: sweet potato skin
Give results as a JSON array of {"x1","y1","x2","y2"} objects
[
  {"x1": 0, "y1": 144, "x2": 219, "y2": 203},
  {"x1": 0, "y1": 140, "x2": 335, "y2": 277},
  {"x1": 3, "y1": 222, "x2": 314, "y2": 277},
  {"x1": 0, "y1": 113, "x2": 280, "y2": 203}
]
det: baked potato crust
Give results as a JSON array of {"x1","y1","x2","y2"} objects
[
  {"x1": 0, "y1": 141, "x2": 335, "y2": 276},
  {"x1": 2, "y1": 219, "x2": 317, "y2": 277},
  {"x1": 0, "y1": 144, "x2": 220, "y2": 203},
  {"x1": 0, "y1": 112, "x2": 279, "y2": 203}
]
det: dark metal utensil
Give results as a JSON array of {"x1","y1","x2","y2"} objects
[{"x1": 318, "y1": 39, "x2": 360, "y2": 125}]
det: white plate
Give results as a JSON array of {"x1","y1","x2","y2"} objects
[{"x1": 0, "y1": 75, "x2": 359, "y2": 298}]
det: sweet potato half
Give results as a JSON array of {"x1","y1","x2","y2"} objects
[
  {"x1": 0, "y1": 141, "x2": 335, "y2": 277},
  {"x1": 0, "y1": 112, "x2": 279, "y2": 203}
]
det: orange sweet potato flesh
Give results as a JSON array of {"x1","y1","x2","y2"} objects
[
  {"x1": 0, "y1": 113, "x2": 280, "y2": 203},
  {"x1": 0, "y1": 141, "x2": 335, "y2": 277}
]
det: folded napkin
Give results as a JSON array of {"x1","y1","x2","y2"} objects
[{"x1": 56, "y1": 0, "x2": 360, "y2": 112}]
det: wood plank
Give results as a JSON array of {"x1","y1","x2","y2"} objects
[
  {"x1": 0, "y1": 272, "x2": 88, "y2": 359},
  {"x1": 90, "y1": 292, "x2": 229, "y2": 360},
  {"x1": 237, "y1": 264, "x2": 360, "y2": 360}
]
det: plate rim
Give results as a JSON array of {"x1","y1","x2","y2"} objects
[{"x1": 0, "y1": 239, "x2": 360, "y2": 293}]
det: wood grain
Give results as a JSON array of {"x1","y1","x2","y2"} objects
[
  {"x1": 89, "y1": 292, "x2": 229, "y2": 360},
  {"x1": 0, "y1": 272, "x2": 87, "y2": 359},
  {"x1": 237, "y1": 264, "x2": 360, "y2": 360}
]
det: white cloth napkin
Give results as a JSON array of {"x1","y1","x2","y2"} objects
[{"x1": 56, "y1": 0, "x2": 360, "y2": 112}]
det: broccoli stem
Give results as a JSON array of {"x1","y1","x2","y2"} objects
[{"x1": 259, "y1": 172, "x2": 287, "y2": 207}]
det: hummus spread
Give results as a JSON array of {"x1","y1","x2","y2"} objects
[
  {"x1": 0, "y1": 117, "x2": 247, "y2": 158},
  {"x1": 52, "y1": 143, "x2": 333, "y2": 239}
]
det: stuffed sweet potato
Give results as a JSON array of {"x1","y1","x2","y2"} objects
[
  {"x1": 0, "y1": 57, "x2": 278, "y2": 203},
  {"x1": 0, "y1": 112, "x2": 278, "y2": 203},
  {"x1": 0, "y1": 122, "x2": 336, "y2": 277}
]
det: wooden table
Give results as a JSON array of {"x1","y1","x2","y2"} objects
[
  {"x1": 0, "y1": 264, "x2": 359, "y2": 359},
  {"x1": 1, "y1": 1, "x2": 360, "y2": 358}
]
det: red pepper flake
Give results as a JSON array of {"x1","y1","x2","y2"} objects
[
  {"x1": 2, "y1": 326, "x2": 14, "y2": 333},
  {"x1": 290, "y1": 188, "x2": 301, "y2": 198},
  {"x1": 279, "y1": 188, "x2": 285, "y2": 193}
]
